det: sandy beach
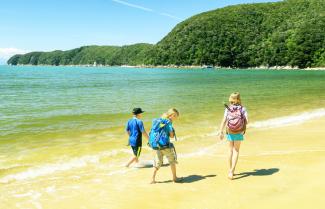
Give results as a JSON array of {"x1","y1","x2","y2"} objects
[
  {"x1": 1, "y1": 66, "x2": 325, "y2": 209},
  {"x1": 2, "y1": 0, "x2": 325, "y2": 207},
  {"x1": 99, "y1": 117, "x2": 324, "y2": 209},
  {"x1": 3, "y1": 115, "x2": 323, "y2": 209}
]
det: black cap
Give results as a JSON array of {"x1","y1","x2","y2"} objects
[{"x1": 132, "y1": 108, "x2": 145, "y2": 115}]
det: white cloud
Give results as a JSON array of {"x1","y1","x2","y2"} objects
[
  {"x1": 112, "y1": 0, "x2": 153, "y2": 12},
  {"x1": 112, "y1": 0, "x2": 183, "y2": 21},
  {"x1": 159, "y1": 12, "x2": 182, "y2": 21},
  {"x1": 0, "y1": 48, "x2": 28, "y2": 61}
]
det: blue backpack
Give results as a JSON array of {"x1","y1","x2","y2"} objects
[{"x1": 148, "y1": 118, "x2": 171, "y2": 149}]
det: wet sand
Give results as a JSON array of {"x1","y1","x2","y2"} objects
[{"x1": 1, "y1": 117, "x2": 324, "y2": 209}]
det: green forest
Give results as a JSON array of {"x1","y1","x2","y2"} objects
[{"x1": 7, "y1": 0, "x2": 325, "y2": 68}]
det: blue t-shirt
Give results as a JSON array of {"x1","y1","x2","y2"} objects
[{"x1": 126, "y1": 117, "x2": 145, "y2": 147}]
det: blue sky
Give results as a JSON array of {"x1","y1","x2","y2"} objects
[{"x1": 0, "y1": 0, "x2": 280, "y2": 63}]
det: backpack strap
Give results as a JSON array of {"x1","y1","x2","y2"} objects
[
  {"x1": 150, "y1": 118, "x2": 163, "y2": 148},
  {"x1": 237, "y1": 106, "x2": 247, "y2": 135},
  {"x1": 224, "y1": 103, "x2": 232, "y2": 112}
]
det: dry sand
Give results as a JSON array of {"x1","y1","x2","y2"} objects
[{"x1": 95, "y1": 117, "x2": 325, "y2": 209}]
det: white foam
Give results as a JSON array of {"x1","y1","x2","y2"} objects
[
  {"x1": 253, "y1": 149, "x2": 325, "y2": 156},
  {"x1": 3, "y1": 109, "x2": 324, "y2": 183},
  {"x1": 248, "y1": 108, "x2": 325, "y2": 129},
  {"x1": 13, "y1": 191, "x2": 37, "y2": 198},
  {"x1": 0, "y1": 149, "x2": 130, "y2": 183},
  {"x1": 45, "y1": 186, "x2": 56, "y2": 194},
  {"x1": 175, "y1": 135, "x2": 196, "y2": 141},
  {"x1": 0, "y1": 164, "x2": 28, "y2": 171},
  {"x1": 14, "y1": 190, "x2": 42, "y2": 209}
]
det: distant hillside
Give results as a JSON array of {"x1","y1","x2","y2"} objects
[
  {"x1": 7, "y1": 44, "x2": 153, "y2": 66},
  {"x1": 8, "y1": 0, "x2": 325, "y2": 68}
]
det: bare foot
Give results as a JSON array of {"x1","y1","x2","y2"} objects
[
  {"x1": 228, "y1": 172, "x2": 233, "y2": 180},
  {"x1": 150, "y1": 180, "x2": 156, "y2": 184},
  {"x1": 173, "y1": 177, "x2": 184, "y2": 183}
]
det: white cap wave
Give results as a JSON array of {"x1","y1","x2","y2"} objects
[{"x1": 248, "y1": 108, "x2": 325, "y2": 129}]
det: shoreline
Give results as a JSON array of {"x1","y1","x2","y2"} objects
[
  {"x1": 4, "y1": 64, "x2": 325, "y2": 70},
  {"x1": 1, "y1": 116, "x2": 324, "y2": 208}
]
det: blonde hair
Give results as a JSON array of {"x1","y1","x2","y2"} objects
[
  {"x1": 162, "y1": 108, "x2": 179, "y2": 118},
  {"x1": 229, "y1": 92, "x2": 241, "y2": 105}
]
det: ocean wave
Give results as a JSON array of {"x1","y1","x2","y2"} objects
[
  {"x1": 0, "y1": 149, "x2": 130, "y2": 184},
  {"x1": 248, "y1": 108, "x2": 325, "y2": 129},
  {"x1": 2, "y1": 109, "x2": 324, "y2": 183},
  {"x1": 256, "y1": 149, "x2": 325, "y2": 156}
]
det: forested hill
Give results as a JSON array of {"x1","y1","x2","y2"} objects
[
  {"x1": 8, "y1": 0, "x2": 325, "y2": 68},
  {"x1": 7, "y1": 44, "x2": 154, "y2": 66}
]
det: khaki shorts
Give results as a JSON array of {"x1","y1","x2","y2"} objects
[{"x1": 153, "y1": 148, "x2": 177, "y2": 169}]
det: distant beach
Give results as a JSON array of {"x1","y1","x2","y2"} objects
[{"x1": 8, "y1": 63, "x2": 325, "y2": 70}]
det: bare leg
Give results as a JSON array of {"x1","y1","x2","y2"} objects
[
  {"x1": 170, "y1": 164, "x2": 177, "y2": 181},
  {"x1": 230, "y1": 141, "x2": 241, "y2": 176},
  {"x1": 126, "y1": 156, "x2": 137, "y2": 167},
  {"x1": 151, "y1": 150, "x2": 162, "y2": 184},
  {"x1": 228, "y1": 141, "x2": 234, "y2": 179},
  {"x1": 228, "y1": 141, "x2": 234, "y2": 169},
  {"x1": 151, "y1": 167, "x2": 159, "y2": 184}
]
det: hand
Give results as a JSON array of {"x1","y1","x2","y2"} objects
[{"x1": 217, "y1": 131, "x2": 224, "y2": 140}]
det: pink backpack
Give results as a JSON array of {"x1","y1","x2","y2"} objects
[{"x1": 225, "y1": 104, "x2": 246, "y2": 134}]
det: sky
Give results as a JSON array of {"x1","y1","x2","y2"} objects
[{"x1": 0, "y1": 0, "x2": 280, "y2": 63}]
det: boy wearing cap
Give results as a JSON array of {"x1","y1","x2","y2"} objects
[{"x1": 125, "y1": 108, "x2": 149, "y2": 167}]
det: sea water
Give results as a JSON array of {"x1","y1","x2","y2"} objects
[{"x1": 1, "y1": 65, "x2": 325, "y2": 207}]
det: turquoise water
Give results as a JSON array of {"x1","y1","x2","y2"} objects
[
  {"x1": 2, "y1": 66, "x2": 325, "y2": 123},
  {"x1": 1, "y1": 65, "x2": 325, "y2": 141},
  {"x1": 0, "y1": 65, "x2": 325, "y2": 178}
]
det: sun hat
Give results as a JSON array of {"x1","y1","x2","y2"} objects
[{"x1": 132, "y1": 108, "x2": 145, "y2": 115}]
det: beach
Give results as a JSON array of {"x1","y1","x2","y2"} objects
[
  {"x1": 1, "y1": 66, "x2": 325, "y2": 208},
  {"x1": 2, "y1": 0, "x2": 325, "y2": 207},
  {"x1": 1, "y1": 112, "x2": 324, "y2": 209}
]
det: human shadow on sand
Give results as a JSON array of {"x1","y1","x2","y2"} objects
[
  {"x1": 134, "y1": 162, "x2": 170, "y2": 169},
  {"x1": 157, "y1": 174, "x2": 217, "y2": 184},
  {"x1": 233, "y1": 168, "x2": 279, "y2": 180}
]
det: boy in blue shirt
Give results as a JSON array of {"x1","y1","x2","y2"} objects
[{"x1": 125, "y1": 108, "x2": 149, "y2": 167}]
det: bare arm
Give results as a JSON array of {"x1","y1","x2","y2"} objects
[
  {"x1": 169, "y1": 130, "x2": 175, "y2": 138},
  {"x1": 142, "y1": 130, "x2": 149, "y2": 140},
  {"x1": 218, "y1": 116, "x2": 227, "y2": 140},
  {"x1": 140, "y1": 122, "x2": 149, "y2": 140},
  {"x1": 126, "y1": 130, "x2": 130, "y2": 146},
  {"x1": 243, "y1": 107, "x2": 249, "y2": 124},
  {"x1": 245, "y1": 115, "x2": 249, "y2": 124}
]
